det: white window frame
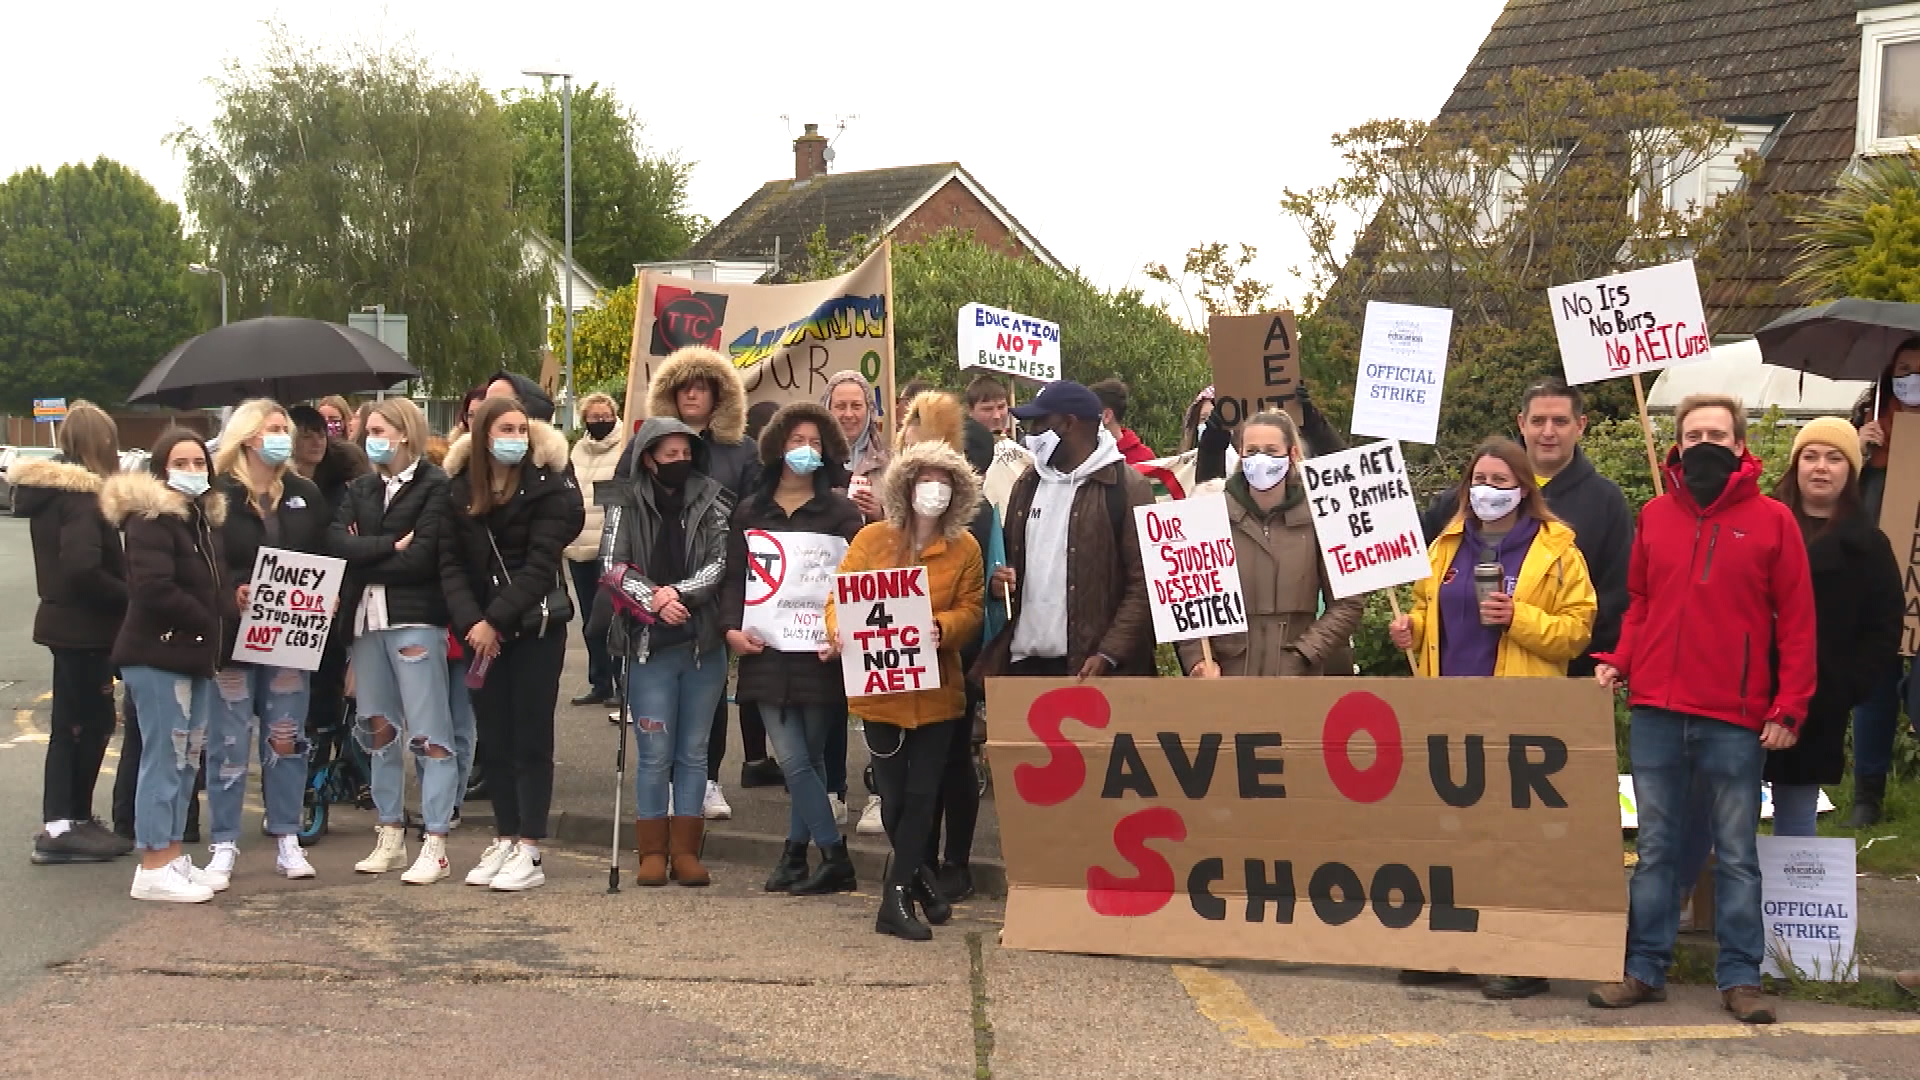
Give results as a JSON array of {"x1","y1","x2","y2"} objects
[
  {"x1": 1859, "y1": 3, "x2": 1920, "y2": 155},
  {"x1": 1629, "y1": 124, "x2": 1772, "y2": 224}
]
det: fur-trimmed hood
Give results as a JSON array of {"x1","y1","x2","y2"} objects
[
  {"x1": 10, "y1": 457, "x2": 104, "y2": 495},
  {"x1": 442, "y1": 419, "x2": 569, "y2": 477},
  {"x1": 99, "y1": 470, "x2": 228, "y2": 529},
  {"x1": 879, "y1": 440, "x2": 983, "y2": 542},
  {"x1": 757, "y1": 402, "x2": 850, "y2": 470},
  {"x1": 647, "y1": 345, "x2": 747, "y2": 444},
  {"x1": 896, "y1": 391, "x2": 966, "y2": 455}
]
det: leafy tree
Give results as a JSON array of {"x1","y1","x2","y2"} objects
[
  {"x1": 1143, "y1": 242, "x2": 1274, "y2": 325},
  {"x1": 1789, "y1": 149, "x2": 1920, "y2": 302},
  {"x1": 174, "y1": 28, "x2": 547, "y2": 394},
  {"x1": 0, "y1": 158, "x2": 198, "y2": 410},
  {"x1": 503, "y1": 82, "x2": 706, "y2": 286},
  {"x1": 549, "y1": 279, "x2": 636, "y2": 391}
]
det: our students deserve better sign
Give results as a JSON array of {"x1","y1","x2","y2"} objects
[{"x1": 1134, "y1": 494, "x2": 1246, "y2": 644}]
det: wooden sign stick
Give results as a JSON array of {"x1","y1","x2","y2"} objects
[
  {"x1": 1387, "y1": 589, "x2": 1418, "y2": 675},
  {"x1": 1632, "y1": 373, "x2": 1664, "y2": 497}
]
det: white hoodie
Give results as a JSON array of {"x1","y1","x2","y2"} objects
[{"x1": 1011, "y1": 429, "x2": 1125, "y2": 662}]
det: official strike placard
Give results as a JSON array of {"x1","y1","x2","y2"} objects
[
  {"x1": 1302, "y1": 441, "x2": 1429, "y2": 599},
  {"x1": 834, "y1": 568, "x2": 941, "y2": 697},
  {"x1": 1134, "y1": 494, "x2": 1245, "y2": 644},
  {"x1": 1548, "y1": 259, "x2": 1711, "y2": 386},
  {"x1": 232, "y1": 547, "x2": 345, "y2": 672},
  {"x1": 987, "y1": 677, "x2": 1626, "y2": 980},
  {"x1": 1350, "y1": 301, "x2": 1453, "y2": 445}
]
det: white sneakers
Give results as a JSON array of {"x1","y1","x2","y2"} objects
[
  {"x1": 402, "y1": 835, "x2": 450, "y2": 885},
  {"x1": 703, "y1": 781, "x2": 732, "y2": 820},
  {"x1": 829, "y1": 795, "x2": 849, "y2": 825},
  {"x1": 354, "y1": 826, "x2": 409, "y2": 874},
  {"x1": 465, "y1": 838, "x2": 515, "y2": 886},
  {"x1": 276, "y1": 835, "x2": 316, "y2": 879},
  {"x1": 202, "y1": 842, "x2": 238, "y2": 891},
  {"x1": 130, "y1": 861, "x2": 214, "y2": 903},
  {"x1": 488, "y1": 844, "x2": 545, "y2": 891},
  {"x1": 856, "y1": 795, "x2": 886, "y2": 835}
]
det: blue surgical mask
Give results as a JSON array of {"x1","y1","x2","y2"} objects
[
  {"x1": 167, "y1": 470, "x2": 210, "y2": 498},
  {"x1": 491, "y1": 436, "x2": 529, "y2": 466},
  {"x1": 364, "y1": 436, "x2": 396, "y2": 465},
  {"x1": 785, "y1": 445, "x2": 823, "y2": 475},
  {"x1": 258, "y1": 432, "x2": 292, "y2": 465}
]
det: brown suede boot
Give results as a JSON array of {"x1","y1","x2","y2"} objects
[
  {"x1": 1587, "y1": 976, "x2": 1665, "y2": 1009},
  {"x1": 634, "y1": 819, "x2": 669, "y2": 887},
  {"x1": 668, "y1": 816, "x2": 711, "y2": 886},
  {"x1": 1722, "y1": 985, "x2": 1775, "y2": 1024}
]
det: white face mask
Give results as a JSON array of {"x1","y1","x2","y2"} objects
[
  {"x1": 1023, "y1": 429, "x2": 1060, "y2": 465},
  {"x1": 1468, "y1": 484, "x2": 1523, "y2": 522},
  {"x1": 1894, "y1": 374, "x2": 1920, "y2": 407},
  {"x1": 912, "y1": 481, "x2": 953, "y2": 518},
  {"x1": 1241, "y1": 453, "x2": 1290, "y2": 492}
]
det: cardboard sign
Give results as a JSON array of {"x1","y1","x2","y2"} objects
[
  {"x1": 1135, "y1": 494, "x2": 1245, "y2": 643},
  {"x1": 987, "y1": 677, "x2": 1626, "y2": 980},
  {"x1": 741, "y1": 530, "x2": 849, "y2": 652},
  {"x1": 231, "y1": 547, "x2": 345, "y2": 671},
  {"x1": 1758, "y1": 836, "x2": 1858, "y2": 982},
  {"x1": 1209, "y1": 311, "x2": 1302, "y2": 428},
  {"x1": 834, "y1": 568, "x2": 941, "y2": 697},
  {"x1": 1547, "y1": 259, "x2": 1711, "y2": 385},
  {"x1": 1301, "y1": 442, "x2": 1430, "y2": 599},
  {"x1": 958, "y1": 302, "x2": 1060, "y2": 383},
  {"x1": 1351, "y1": 302, "x2": 1453, "y2": 445},
  {"x1": 1878, "y1": 411, "x2": 1920, "y2": 655}
]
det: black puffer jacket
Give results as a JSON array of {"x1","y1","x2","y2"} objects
[
  {"x1": 101, "y1": 471, "x2": 232, "y2": 677},
  {"x1": 613, "y1": 345, "x2": 760, "y2": 506},
  {"x1": 214, "y1": 471, "x2": 330, "y2": 656},
  {"x1": 328, "y1": 459, "x2": 452, "y2": 630},
  {"x1": 308, "y1": 438, "x2": 370, "y2": 521},
  {"x1": 440, "y1": 421, "x2": 584, "y2": 640},
  {"x1": 13, "y1": 458, "x2": 127, "y2": 650}
]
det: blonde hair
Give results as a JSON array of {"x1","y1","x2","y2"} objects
[
  {"x1": 1241, "y1": 409, "x2": 1303, "y2": 459},
  {"x1": 578, "y1": 392, "x2": 619, "y2": 419},
  {"x1": 366, "y1": 397, "x2": 430, "y2": 472},
  {"x1": 58, "y1": 400, "x2": 119, "y2": 478},
  {"x1": 215, "y1": 398, "x2": 290, "y2": 510}
]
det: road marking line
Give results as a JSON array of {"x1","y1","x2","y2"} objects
[
  {"x1": 14, "y1": 708, "x2": 33, "y2": 734},
  {"x1": 34, "y1": 691, "x2": 50, "y2": 704},
  {"x1": 1170, "y1": 965, "x2": 1305, "y2": 1049}
]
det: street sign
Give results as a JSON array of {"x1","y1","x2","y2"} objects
[
  {"x1": 32, "y1": 398, "x2": 66, "y2": 420},
  {"x1": 347, "y1": 312, "x2": 409, "y2": 357}
]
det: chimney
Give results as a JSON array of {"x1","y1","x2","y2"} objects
[{"x1": 793, "y1": 122, "x2": 829, "y2": 181}]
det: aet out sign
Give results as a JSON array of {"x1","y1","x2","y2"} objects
[{"x1": 958, "y1": 302, "x2": 1060, "y2": 383}]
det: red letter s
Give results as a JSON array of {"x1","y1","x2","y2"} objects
[
  {"x1": 1013, "y1": 686, "x2": 1110, "y2": 806},
  {"x1": 1086, "y1": 807, "x2": 1185, "y2": 917}
]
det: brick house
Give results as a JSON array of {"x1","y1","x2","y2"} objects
[{"x1": 645, "y1": 124, "x2": 1061, "y2": 283}]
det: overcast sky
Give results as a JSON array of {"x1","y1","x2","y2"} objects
[{"x1": 4, "y1": 0, "x2": 1509, "y2": 313}]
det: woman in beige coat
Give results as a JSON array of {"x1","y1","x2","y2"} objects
[
  {"x1": 566, "y1": 392, "x2": 627, "y2": 706},
  {"x1": 1178, "y1": 410, "x2": 1365, "y2": 678}
]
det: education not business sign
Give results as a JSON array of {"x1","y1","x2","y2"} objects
[
  {"x1": 958, "y1": 302, "x2": 1061, "y2": 383},
  {"x1": 1547, "y1": 259, "x2": 1711, "y2": 386}
]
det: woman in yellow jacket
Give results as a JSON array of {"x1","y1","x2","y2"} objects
[{"x1": 825, "y1": 439, "x2": 984, "y2": 941}]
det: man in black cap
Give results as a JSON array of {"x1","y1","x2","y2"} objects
[
  {"x1": 974, "y1": 380, "x2": 1156, "y2": 681},
  {"x1": 486, "y1": 371, "x2": 556, "y2": 423}
]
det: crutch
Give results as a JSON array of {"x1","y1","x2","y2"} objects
[{"x1": 609, "y1": 655, "x2": 630, "y2": 894}]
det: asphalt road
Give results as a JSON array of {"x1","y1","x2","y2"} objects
[{"x1": 1, "y1": 513, "x2": 1919, "y2": 1078}]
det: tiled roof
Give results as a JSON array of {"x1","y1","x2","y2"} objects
[{"x1": 686, "y1": 163, "x2": 960, "y2": 265}]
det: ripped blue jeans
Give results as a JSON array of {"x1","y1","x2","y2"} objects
[
  {"x1": 350, "y1": 627, "x2": 455, "y2": 833},
  {"x1": 121, "y1": 666, "x2": 214, "y2": 852},
  {"x1": 206, "y1": 664, "x2": 311, "y2": 843}
]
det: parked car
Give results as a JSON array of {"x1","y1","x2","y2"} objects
[
  {"x1": 118, "y1": 449, "x2": 150, "y2": 474},
  {"x1": 0, "y1": 446, "x2": 62, "y2": 512}
]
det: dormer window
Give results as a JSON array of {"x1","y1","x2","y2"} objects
[{"x1": 1860, "y1": 3, "x2": 1920, "y2": 154}]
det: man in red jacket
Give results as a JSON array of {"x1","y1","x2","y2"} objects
[
  {"x1": 1090, "y1": 379, "x2": 1157, "y2": 464},
  {"x1": 1586, "y1": 394, "x2": 1815, "y2": 1025}
]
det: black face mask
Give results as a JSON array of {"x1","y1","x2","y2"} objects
[
  {"x1": 585, "y1": 420, "x2": 617, "y2": 441},
  {"x1": 1680, "y1": 442, "x2": 1739, "y2": 509},
  {"x1": 651, "y1": 458, "x2": 693, "y2": 490}
]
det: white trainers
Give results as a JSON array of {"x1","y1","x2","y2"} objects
[
  {"x1": 202, "y1": 842, "x2": 238, "y2": 891},
  {"x1": 830, "y1": 795, "x2": 848, "y2": 825},
  {"x1": 171, "y1": 855, "x2": 229, "y2": 893},
  {"x1": 465, "y1": 838, "x2": 514, "y2": 886},
  {"x1": 275, "y1": 835, "x2": 315, "y2": 880},
  {"x1": 354, "y1": 825, "x2": 409, "y2": 874},
  {"x1": 402, "y1": 835, "x2": 450, "y2": 885},
  {"x1": 489, "y1": 844, "x2": 545, "y2": 891},
  {"x1": 856, "y1": 795, "x2": 886, "y2": 835},
  {"x1": 131, "y1": 862, "x2": 214, "y2": 903},
  {"x1": 703, "y1": 781, "x2": 732, "y2": 820}
]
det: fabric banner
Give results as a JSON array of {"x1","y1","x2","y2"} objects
[
  {"x1": 1878, "y1": 411, "x2": 1920, "y2": 655},
  {"x1": 231, "y1": 547, "x2": 345, "y2": 672},
  {"x1": 1758, "y1": 836, "x2": 1858, "y2": 982},
  {"x1": 740, "y1": 530, "x2": 849, "y2": 652},
  {"x1": 623, "y1": 244, "x2": 893, "y2": 423},
  {"x1": 988, "y1": 677, "x2": 1626, "y2": 980}
]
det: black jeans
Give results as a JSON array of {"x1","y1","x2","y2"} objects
[
  {"x1": 925, "y1": 701, "x2": 980, "y2": 870},
  {"x1": 868, "y1": 718, "x2": 954, "y2": 886},
  {"x1": 472, "y1": 629, "x2": 565, "y2": 840},
  {"x1": 45, "y1": 648, "x2": 116, "y2": 823},
  {"x1": 707, "y1": 696, "x2": 769, "y2": 782},
  {"x1": 568, "y1": 559, "x2": 615, "y2": 695},
  {"x1": 1009, "y1": 656, "x2": 1071, "y2": 678}
]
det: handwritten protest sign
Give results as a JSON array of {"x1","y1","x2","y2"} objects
[
  {"x1": 1301, "y1": 442, "x2": 1429, "y2": 599},
  {"x1": 987, "y1": 677, "x2": 1626, "y2": 980},
  {"x1": 1759, "y1": 836, "x2": 1858, "y2": 982},
  {"x1": 959, "y1": 302, "x2": 1060, "y2": 383},
  {"x1": 1547, "y1": 259, "x2": 1711, "y2": 386},
  {"x1": 1351, "y1": 302, "x2": 1453, "y2": 445},
  {"x1": 741, "y1": 530, "x2": 849, "y2": 652},
  {"x1": 1134, "y1": 494, "x2": 1245, "y2": 643},
  {"x1": 1209, "y1": 312, "x2": 1301, "y2": 427},
  {"x1": 1878, "y1": 412, "x2": 1920, "y2": 655},
  {"x1": 835, "y1": 568, "x2": 941, "y2": 697},
  {"x1": 232, "y1": 547, "x2": 345, "y2": 671}
]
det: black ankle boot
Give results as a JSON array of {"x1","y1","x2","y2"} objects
[
  {"x1": 765, "y1": 841, "x2": 810, "y2": 892},
  {"x1": 1848, "y1": 774, "x2": 1888, "y2": 828},
  {"x1": 790, "y1": 840, "x2": 856, "y2": 895},
  {"x1": 876, "y1": 882, "x2": 931, "y2": 941},
  {"x1": 912, "y1": 865, "x2": 952, "y2": 925}
]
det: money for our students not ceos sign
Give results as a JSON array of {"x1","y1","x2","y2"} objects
[
  {"x1": 1547, "y1": 259, "x2": 1711, "y2": 385},
  {"x1": 1301, "y1": 442, "x2": 1430, "y2": 600},
  {"x1": 740, "y1": 530, "x2": 848, "y2": 652},
  {"x1": 232, "y1": 547, "x2": 345, "y2": 671},
  {"x1": 1134, "y1": 494, "x2": 1246, "y2": 644},
  {"x1": 1350, "y1": 302, "x2": 1453, "y2": 445},
  {"x1": 834, "y1": 568, "x2": 941, "y2": 697},
  {"x1": 958, "y1": 302, "x2": 1060, "y2": 383}
]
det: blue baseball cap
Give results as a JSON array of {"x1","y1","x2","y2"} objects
[{"x1": 1010, "y1": 380, "x2": 1103, "y2": 421}]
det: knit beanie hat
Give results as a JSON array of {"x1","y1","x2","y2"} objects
[{"x1": 1792, "y1": 416, "x2": 1863, "y2": 475}]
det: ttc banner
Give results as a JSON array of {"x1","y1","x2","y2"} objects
[
  {"x1": 624, "y1": 245, "x2": 893, "y2": 422},
  {"x1": 987, "y1": 678, "x2": 1626, "y2": 980}
]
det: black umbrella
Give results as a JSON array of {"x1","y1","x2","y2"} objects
[
  {"x1": 129, "y1": 316, "x2": 420, "y2": 408},
  {"x1": 1754, "y1": 298, "x2": 1920, "y2": 384}
]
